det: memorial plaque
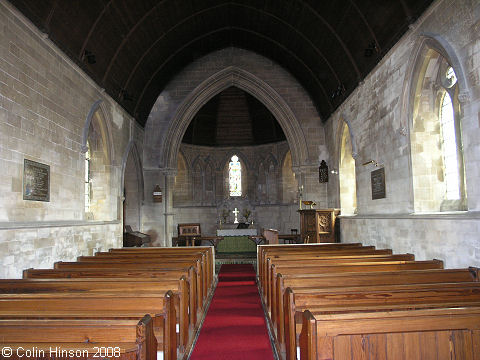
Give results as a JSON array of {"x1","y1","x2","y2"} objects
[
  {"x1": 23, "y1": 159, "x2": 50, "y2": 202},
  {"x1": 371, "y1": 167, "x2": 386, "y2": 200}
]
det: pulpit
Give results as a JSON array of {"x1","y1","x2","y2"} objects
[{"x1": 298, "y1": 209, "x2": 340, "y2": 243}]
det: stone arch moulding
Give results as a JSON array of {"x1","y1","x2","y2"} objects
[
  {"x1": 400, "y1": 34, "x2": 471, "y2": 136},
  {"x1": 163, "y1": 66, "x2": 309, "y2": 171},
  {"x1": 336, "y1": 115, "x2": 358, "y2": 164},
  {"x1": 120, "y1": 140, "x2": 145, "y2": 203},
  {"x1": 81, "y1": 99, "x2": 116, "y2": 165}
]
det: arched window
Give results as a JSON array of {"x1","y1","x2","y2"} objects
[
  {"x1": 229, "y1": 155, "x2": 242, "y2": 196},
  {"x1": 439, "y1": 90, "x2": 460, "y2": 200},
  {"x1": 339, "y1": 123, "x2": 357, "y2": 215},
  {"x1": 410, "y1": 45, "x2": 466, "y2": 212},
  {"x1": 83, "y1": 106, "x2": 113, "y2": 220},
  {"x1": 84, "y1": 145, "x2": 91, "y2": 213}
]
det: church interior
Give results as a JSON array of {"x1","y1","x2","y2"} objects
[{"x1": 1, "y1": 0, "x2": 480, "y2": 359}]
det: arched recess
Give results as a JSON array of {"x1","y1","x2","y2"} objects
[
  {"x1": 405, "y1": 36, "x2": 468, "y2": 212},
  {"x1": 173, "y1": 150, "x2": 190, "y2": 205},
  {"x1": 82, "y1": 100, "x2": 116, "y2": 221},
  {"x1": 121, "y1": 141, "x2": 144, "y2": 231},
  {"x1": 163, "y1": 66, "x2": 308, "y2": 171},
  {"x1": 281, "y1": 150, "x2": 298, "y2": 204},
  {"x1": 338, "y1": 120, "x2": 357, "y2": 215}
]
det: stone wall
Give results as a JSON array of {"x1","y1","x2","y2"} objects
[
  {"x1": 326, "y1": 0, "x2": 480, "y2": 268},
  {"x1": 0, "y1": 3, "x2": 140, "y2": 278},
  {"x1": 171, "y1": 142, "x2": 300, "y2": 236}
]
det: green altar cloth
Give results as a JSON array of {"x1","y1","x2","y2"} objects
[{"x1": 217, "y1": 236, "x2": 257, "y2": 253}]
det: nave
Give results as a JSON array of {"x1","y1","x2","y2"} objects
[{"x1": 1, "y1": 242, "x2": 480, "y2": 360}]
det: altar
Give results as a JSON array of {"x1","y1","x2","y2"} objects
[{"x1": 216, "y1": 228, "x2": 257, "y2": 253}]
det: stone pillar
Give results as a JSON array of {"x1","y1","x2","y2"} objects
[
  {"x1": 142, "y1": 168, "x2": 166, "y2": 246},
  {"x1": 162, "y1": 168, "x2": 177, "y2": 247}
]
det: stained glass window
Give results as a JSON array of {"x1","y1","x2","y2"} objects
[{"x1": 229, "y1": 155, "x2": 242, "y2": 196}]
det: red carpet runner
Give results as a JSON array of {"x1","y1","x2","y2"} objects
[{"x1": 190, "y1": 264, "x2": 274, "y2": 360}]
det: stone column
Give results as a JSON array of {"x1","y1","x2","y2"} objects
[
  {"x1": 162, "y1": 168, "x2": 177, "y2": 247},
  {"x1": 142, "y1": 168, "x2": 166, "y2": 246}
]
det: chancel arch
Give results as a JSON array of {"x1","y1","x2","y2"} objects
[
  {"x1": 338, "y1": 120, "x2": 357, "y2": 215},
  {"x1": 161, "y1": 65, "x2": 309, "y2": 172},
  {"x1": 408, "y1": 37, "x2": 467, "y2": 212}
]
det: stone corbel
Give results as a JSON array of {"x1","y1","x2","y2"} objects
[{"x1": 458, "y1": 91, "x2": 470, "y2": 104}]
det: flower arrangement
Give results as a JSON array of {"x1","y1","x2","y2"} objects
[
  {"x1": 222, "y1": 208, "x2": 229, "y2": 223},
  {"x1": 243, "y1": 208, "x2": 251, "y2": 222}
]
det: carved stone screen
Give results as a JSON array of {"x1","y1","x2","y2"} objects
[
  {"x1": 371, "y1": 167, "x2": 386, "y2": 200},
  {"x1": 23, "y1": 159, "x2": 50, "y2": 202}
]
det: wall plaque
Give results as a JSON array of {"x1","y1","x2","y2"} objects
[
  {"x1": 371, "y1": 167, "x2": 386, "y2": 200},
  {"x1": 23, "y1": 159, "x2": 50, "y2": 202}
]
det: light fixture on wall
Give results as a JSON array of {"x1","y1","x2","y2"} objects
[
  {"x1": 362, "y1": 160, "x2": 379, "y2": 167},
  {"x1": 330, "y1": 169, "x2": 338, "y2": 175}
]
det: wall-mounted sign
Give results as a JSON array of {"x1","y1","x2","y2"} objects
[
  {"x1": 23, "y1": 159, "x2": 50, "y2": 202},
  {"x1": 371, "y1": 167, "x2": 386, "y2": 200}
]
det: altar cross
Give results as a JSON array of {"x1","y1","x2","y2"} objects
[{"x1": 232, "y1": 207, "x2": 240, "y2": 224}]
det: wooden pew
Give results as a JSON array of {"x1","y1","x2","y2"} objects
[
  {"x1": 299, "y1": 307, "x2": 480, "y2": 360},
  {"x1": 273, "y1": 267, "x2": 480, "y2": 348},
  {"x1": 98, "y1": 247, "x2": 215, "y2": 291},
  {"x1": 265, "y1": 253, "x2": 413, "y2": 299},
  {"x1": 260, "y1": 247, "x2": 392, "y2": 296},
  {"x1": 284, "y1": 282, "x2": 480, "y2": 360},
  {"x1": 108, "y1": 246, "x2": 215, "y2": 286},
  {"x1": 265, "y1": 257, "x2": 440, "y2": 315},
  {"x1": 79, "y1": 253, "x2": 210, "y2": 286},
  {"x1": 23, "y1": 266, "x2": 201, "y2": 329},
  {"x1": 0, "y1": 315, "x2": 157, "y2": 360},
  {"x1": 53, "y1": 259, "x2": 208, "y2": 309},
  {"x1": 257, "y1": 243, "x2": 364, "y2": 280},
  {"x1": 0, "y1": 277, "x2": 192, "y2": 354},
  {"x1": 0, "y1": 291, "x2": 176, "y2": 360}
]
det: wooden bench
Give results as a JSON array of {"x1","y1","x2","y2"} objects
[
  {"x1": 264, "y1": 256, "x2": 438, "y2": 314},
  {"x1": 0, "y1": 315, "x2": 157, "y2": 360},
  {"x1": 0, "y1": 291, "x2": 176, "y2": 360},
  {"x1": 0, "y1": 277, "x2": 192, "y2": 355},
  {"x1": 273, "y1": 267, "x2": 480, "y2": 348},
  {"x1": 81, "y1": 252, "x2": 211, "y2": 287},
  {"x1": 54, "y1": 259, "x2": 208, "y2": 308},
  {"x1": 284, "y1": 282, "x2": 480, "y2": 360},
  {"x1": 257, "y1": 243, "x2": 364, "y2": 278},
  {"x1": 102, "y1": 246, "x2": 215, "y2": 290},
  {"x1": 24, "y1": 266, "x2": 202, "y2": 323},
  {"x1": 259, "y1": 245, "x2": 383, "y2": 289},
  {"x1": 299, "y1": 307, "x2": 480, "y2": 360}
]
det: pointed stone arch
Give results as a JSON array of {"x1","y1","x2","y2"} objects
[
  {"x1": 121, "y1": 141, "x2": 144, "y2": 231},
  {"x1": 336, "y1": 118, "x2": 357, "y2": 215},
  {"x1": 404, "y1": 35, "x2": 468, "y2": 212},
  {"x1": 163, "y1": 66, "x2": 308, "y2": 171}
]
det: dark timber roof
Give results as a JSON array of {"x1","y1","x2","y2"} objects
[{"x1": 9, "y1": 0, "x2": 434, "y2": 127}]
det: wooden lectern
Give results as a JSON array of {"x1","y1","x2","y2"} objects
[{"x1": 298, "y1": 209, "x2": 340, "y2": 243}]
